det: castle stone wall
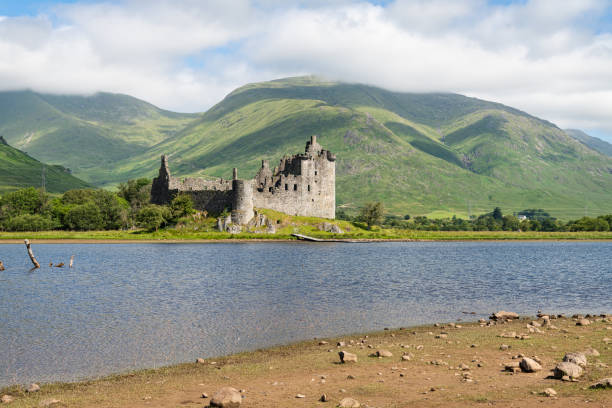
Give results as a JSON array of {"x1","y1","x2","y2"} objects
[{"x1": 151, "y1": 136, "x2": 335, "y2": 223}]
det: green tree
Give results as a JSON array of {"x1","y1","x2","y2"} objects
[
  {"x1": 2, "y1": 214, "x2": 58, "y2": 232},
  {"x1": 541, "y1": 217, "x2": 561, "y2": 232},
  {"x1": 64, "y1": 202, "x2": 105, "y2": 231},
  {"x1": 517, "y1": 208, "x2": 551, "y2": 221},
  {"x1": 569, "y1": 216, "x2": 610, "y2": 231},
  {"x1": 492, "y1": 207, "x2": 503, "y2": 220},
  {"x1": 169, "y1": 193, "x2": 194, "y2": 221},
  {"x1": 359, "y1": 202, "x2": 384, "y2": 229},
  {"x1": 502, "y1": 215, "x2": 520, "y2": 231},
  {"x1": 57, "y1": 189, "x2": 128, "y2": 230},
  {"x1": 136, "y1": 205, "x2": 170, "y2": 231},
  {"x1": 118, "y1": 178, "x2": 152, "y2": 209},
  {"x1": 0, "y1": 187, "x2": 49, "y2": 218}
]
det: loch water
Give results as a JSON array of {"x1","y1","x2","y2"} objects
[{"x1": 0, "y1": 241, "x2": 611, "y2": 386}]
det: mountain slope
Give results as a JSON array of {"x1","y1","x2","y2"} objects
[
  {"x1": 0, "y1": 136, "x2": 90, "y2": 193},
  {"x1": 565, "y1": 129, "x2": 612, "y2": 157},
  {"x1": 108, "y1": 77, "x2": 612, "y2": 219},
  {"x1": 2, "y1": 77, "x2": 611, "y2": 219},
  {"x1": 0, "y1": 91, "x2": 199, "y2": 185}
]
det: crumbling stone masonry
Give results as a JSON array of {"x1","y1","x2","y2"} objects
[{"x1": 150, "y1": 136, "x2": 336, "y2": 223}]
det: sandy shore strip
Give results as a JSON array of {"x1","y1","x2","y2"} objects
[{"x1": 2, "y1": 313, "x2": 610, "y2": 407}]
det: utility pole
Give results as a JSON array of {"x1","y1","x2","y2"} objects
[{"x1": 41, "y1": 165, "x2": 46, "y2": 192}]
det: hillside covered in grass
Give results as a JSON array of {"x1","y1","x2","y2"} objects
[
  {"x1": 565, "y1": 129, "x2": 612, "y2": 157},
  {"x1": 109, "y1": 77, "x2": 612, "y2": 220},
  {"x1": 0, "y1": 91, "x2": 199, "y2": 185},
  {"x1": 0, "y1": 136, "x2": 89, "y2": 193},
  {"x1": 2, "y1": 77, "x2": 612, "y2": 219}
]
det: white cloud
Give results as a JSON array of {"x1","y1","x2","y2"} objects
[{"x1": 0, "y1": 0, "x2": 611, "y2": 140}]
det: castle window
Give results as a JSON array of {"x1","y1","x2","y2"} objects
[
  {"x1": 269, "y1": 187, "x2": 273, "y2": 192},
  {"x1": 285, "y1": 183, "x2": 288, "y2": 190},
  {"x1": 315, "y1": 171, "x2": 318, "y2": 176},
  {"x1": 293, "y1": 184, "x2": 297, "y2": 191},
  {"x1": 307, "y1": 185, "x2": 311, "y2": 192}
]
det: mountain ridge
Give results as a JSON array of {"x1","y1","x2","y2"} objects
[
  {"x1": 0, "y1": 90, "x2": 200, "y2": 185},
  {"x1": 1, "y1": 77, "x2": 611, "y2": 219},
  {"x1": 565, "y1": 128, "x2": 612, "y2": 157}
]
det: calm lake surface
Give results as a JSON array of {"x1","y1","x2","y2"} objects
[{"x1": 1, "y1": 241, "x2": 611, "y2": 386}]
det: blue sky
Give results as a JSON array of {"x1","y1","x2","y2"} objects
[{"x1": 1, "y1": 0, "x2": 612, "y2": 142}]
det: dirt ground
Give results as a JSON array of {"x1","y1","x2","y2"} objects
[{"x1": 2, "y1": 314, "x2": 611, "y2": 408}]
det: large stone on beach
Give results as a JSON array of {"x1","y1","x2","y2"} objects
[
  {"x1": 491, "y1": 311, "x2": 519, "y2": 321},
  {"x1": 339, "y1": 351, "x2": 357, "y2": 363},
  {"x1": 26, "y1": 383, "x2": 40, "y2": 393},
  {"x1": 519, "y1": 357, "x2": 542, "y2": 373},
  {"x1": 210, "y1": 387, "x2": 241, "y2": 408},
  {"x1": 576, "y1": 318, "x2": 591, "y2": 326},
  {"x1": 563, "y1": 352, "x2": 587, "y2": 368},
  {"x1": 338, "y1": 397, "x2": 360, "y2": 407},
  {"x1": 38, "y1": 398, "x2": 61, "y2": 407},
  {"x1": 590, "y1": 378, "x2": 612, "y2": 389},
  {"x1": 376, "y1": 350, "x2": 393, "y2": 357},
  {"x1": 504, "y1": 362, "x2": 520, "y2": 373},
  {"x1": 583, "y1": 346, "x2": 600, "y2": 357},
  {"x1": 553, "y1": 362, "x2": 583, "y2": 379}
]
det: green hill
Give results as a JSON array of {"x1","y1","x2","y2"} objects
[
  {"x1": 107, "y1": 77, "x2": 612, "y2": 219},
  {"x1": 0, "y1": 136, "x2": 89, "y2": 193},
  {"x1": 0, "y1": 91, "x2": 199, "y2": 185},
  {"x1": 1, "y1": 78, "x2": 611, "y2": 219},
  {"x1": 565, "y1": 129, "x2": 612, "y2": 157}
]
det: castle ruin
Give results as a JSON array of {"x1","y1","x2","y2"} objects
[{"x1": 150, "y1": 136, "x2": 336, "y2": 223}]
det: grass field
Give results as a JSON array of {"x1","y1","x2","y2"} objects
[{"x1": 1, "y1": 314, "x2": 610, "y2": 407}]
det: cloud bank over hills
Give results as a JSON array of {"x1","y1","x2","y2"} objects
[{"x1": 0, "y1": 0, "x2": 611, "y2": 140}]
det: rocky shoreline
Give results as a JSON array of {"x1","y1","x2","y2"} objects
[{"x1": 1, "y1": 311, "x2": 611, "y2": 407}]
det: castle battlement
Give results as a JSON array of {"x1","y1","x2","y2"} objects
[{"x1": 151, "y1": 136, "x2": 336, "y2": 222}]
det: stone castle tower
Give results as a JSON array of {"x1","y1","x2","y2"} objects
[{"x1": 150, "y1": 136, "x2": 336, "y2": 222}]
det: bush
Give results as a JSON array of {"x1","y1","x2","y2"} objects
[
  {"x1": 118, "y1": 178, "x2": 152, "y2": 210},
  {"x1": 136, "y1": 205, "x2": 171, "y2": 231},
  {"x1": 0, "y1": 187, "x2": 49, "y2": 218},
  {"x1": 170, "y1": 193, "x2": 194, "y2": 221},
  {"x1": 359, "y1": 202, "x2": 384, "y2": 229},
  {"x1": 2, "y1": 214, "x2": 58, "y2": 231},
  {"x1": 569, "y1": 216, "x2": 610, "y2": 232},
  {"x1": 57, "y1": 189, "x2": 128, "y2": 230},
  {"x1": 64, "y1": 202, "x2": 105, "y2": 231}
]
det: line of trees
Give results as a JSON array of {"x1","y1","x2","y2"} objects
[
  {"x1": 1, "y1": 185, "x2": 610, "y2": 233},
  {"x1": 0, "y1": 181, "x2": 194, "y2": 232},
  {"x1": 340, "y1": 205, "x2": 612, "y2": 232}
]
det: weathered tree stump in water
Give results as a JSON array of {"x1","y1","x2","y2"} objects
[
  {"x1": 0, "y1": 261, "x2": 4, "y2": 271},
  {"x1": 24, "y1": 239, "x2": 40, "y2": 269},
  {"x1": 54, "y1": 262, "x2": 65, "y2": 268},
  {"x1": 69, "y1": 255, "x2": 74, "y2": 268}
]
